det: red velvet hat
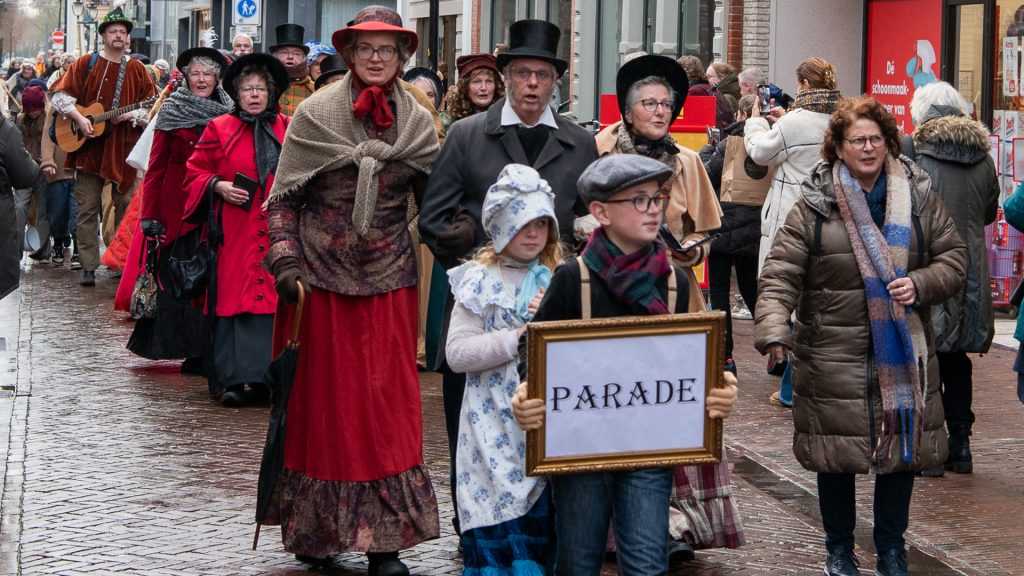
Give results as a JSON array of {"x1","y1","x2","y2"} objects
[
  {"x1": 331, "y1": 6, "x2": 419, "y2": 63},
  {"x1": 456, "y1": 53, "x2": 499, "y2": 79}
]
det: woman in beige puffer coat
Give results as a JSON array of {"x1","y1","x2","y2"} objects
[{"x1": 754, "y1": 96, "x2": 965, "y2": 576}]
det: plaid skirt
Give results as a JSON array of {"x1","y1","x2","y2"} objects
[{"x1": 668, "y1": 458, "x2": 745, "y2": 549}]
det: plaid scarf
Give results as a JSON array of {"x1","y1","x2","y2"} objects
[
  {"x1": 582, "y1": 227, "x2": 671, "y2": 315},
  {"x1": 832, "y1": 156, "x2": 928, "y2": 465}
]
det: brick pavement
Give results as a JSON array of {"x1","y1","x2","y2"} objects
[{"x1": 1, "y1": 262, "x2": 1023, "y2": 575}]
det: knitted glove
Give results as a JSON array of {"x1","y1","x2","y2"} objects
[
  {"x1": 272, "y1": 257, "x2": 306, "y2": 305},
  {"x1": 434, "y1": 208, "x2": 477, "y2": 260}
]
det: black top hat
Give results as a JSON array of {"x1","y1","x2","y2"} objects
[
  {"x1": 314, "y1": 54, "x2": 348, "y2": 90},
  {"x1": 176, "y1": 47, "x2": 229, "y2": 75},
  {"x1": 495, "y1": 19, "x2": 567, "y2": 76},
  {"x1": 615, "y1": 54, "x2": 689, "y2": 122},
  {"x1": 221, "y1": 53, "x2": 290, "y2": 110},
  {"x1": 270, "y1": 23, "x2": 309, "y2": 55},
  {"x1": 98, "y1": 7, "x2": 133, "y2": 34}
]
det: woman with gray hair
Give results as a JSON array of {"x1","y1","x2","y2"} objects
[
  {"x1": 125, "y1": 47, "x2": 234, "y2": 366},
  {"x1": 261, "y1": 6, "x2": 440, "y2": 573},
  {"x1": 905, "y1": 80, "x2": 998, "y2": 477}
]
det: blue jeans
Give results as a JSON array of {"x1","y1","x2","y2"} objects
[
  {"x1": 551, "y1": 468, "x2": 672, "y2": 575},
  {"x1": 779, "y1": 360, "x2": 793, "y2": 405},
  {"x1": 46, "y1": 179, "x2": 77, "y2": 243}
]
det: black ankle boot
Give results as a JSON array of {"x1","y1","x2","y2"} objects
[
  {"x1": 946, "y1": 423, "x2": 973, "y2": 474},
  {"x1": 367, "y1": 552, "x2": 409, "y2": 576}
]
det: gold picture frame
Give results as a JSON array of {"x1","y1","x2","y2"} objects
[{"x1": 525, "y1": 311, "x2": 725, "y2": 476}]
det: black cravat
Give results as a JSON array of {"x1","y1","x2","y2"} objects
[{"x1": 515, "y1": 124, "x2": 549, "y2": 166}]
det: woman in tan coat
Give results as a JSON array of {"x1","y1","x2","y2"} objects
[
  {"x1": 754, "y1": 96, "x2": 965, "y2": 576},
  {"x1": 594, "y1": 54, "x2": 722, "y2": 315}
]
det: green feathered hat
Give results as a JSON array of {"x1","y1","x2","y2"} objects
[{"x1": 98, "y1": 7, "x2": 133, "y2": 34}]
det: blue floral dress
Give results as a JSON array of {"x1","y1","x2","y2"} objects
[{"x1": 446, "y1": 259, "x2": 553, "y2": 574}]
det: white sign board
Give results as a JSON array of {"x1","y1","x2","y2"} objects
[
  {"x1": 544, "y1": 331, "x2": 708, "y2": 458},
  {"x1": 231, "y1": 25, "x2": 261, "y2": 43},
  {"x1": 233, "y1": 0, "x2": 261, "y2": 26},
  {"x1": 1004, "y1": 36, "x2": 1020, "y2": 97}
]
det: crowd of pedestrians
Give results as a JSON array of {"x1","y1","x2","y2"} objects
[{"x1": 1, "y1": 5, "x2": 1020, "y2": 576}]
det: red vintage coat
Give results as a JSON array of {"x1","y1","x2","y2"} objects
[
  {"x1": 182, "y1": 113, "x2": 288, "y2": 318},
  {"x1": 142, "y1": 127, "x2": 203, "y2": 242}
]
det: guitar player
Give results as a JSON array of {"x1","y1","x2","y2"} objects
[{"x1": 49, "y1": 7, "x2": 156, "y2": 286}]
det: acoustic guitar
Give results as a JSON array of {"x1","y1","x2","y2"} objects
[{"x1": 55, "y1": 96, "x2": 158, "y2": 153}]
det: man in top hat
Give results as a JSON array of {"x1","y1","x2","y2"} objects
[
  {"x1": 418, "y1": 18, "x2": 597, "y2": 533},
  {"x1": 50, "y1": 7, "x2": 157, "y2": 286},
  {"x1": 270, "y1": 23, "x2": 315, "y2": 116}
]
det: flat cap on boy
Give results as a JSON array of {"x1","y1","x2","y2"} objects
[{"x1": 577, "y1": 154, "x2": 674, "y2": 204}]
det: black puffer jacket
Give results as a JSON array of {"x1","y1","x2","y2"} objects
[
  {"x1": 1, "y1": 115, "x2": 40, "y2": 299},
  {"x1": 908, "y1": 109, "x2": 999, "y2": 353},
  {"x1": 699, "y1": 120, "x2": 760, "y2": 258}
]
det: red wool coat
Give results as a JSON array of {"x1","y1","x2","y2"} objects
[
  {"x1": 183, "y1": 113, "x2": 288, "y2": 318},
  {"x1": 142, "y1": 127, "x2": 203, "y2": 243}
]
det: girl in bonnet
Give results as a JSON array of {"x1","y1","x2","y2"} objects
[{"x1": 445, "y1": 164, "x2": 561, "y2": 573}]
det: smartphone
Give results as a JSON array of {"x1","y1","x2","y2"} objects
[
  {"x1": 706, "y1": 126, "x2": 721, "y2": 146},
  {"x1": 659, "y1": 224, "x2": 719, "y2": 254},
  {"x1": 233, "y1": 172, "x2": 259, "y2": 211},
  {"x1": 757, "y1": 83, "x2": 772, "y2": 116}
]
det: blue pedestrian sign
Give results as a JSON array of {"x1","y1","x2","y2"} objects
[{"x1": 233, "y1": 0, "x2": 261, "y2": 25}]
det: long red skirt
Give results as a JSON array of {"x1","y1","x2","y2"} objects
[
  {"x1": 266, "y1": 286, "x2": 439, "y2": 555},
  {"x1": 275, "y1": 285, "x2": 424, "y2": 481}
]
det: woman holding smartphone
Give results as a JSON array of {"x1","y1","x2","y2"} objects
[
  {"x1": 744, "y1": 56, "x2": 842, "y2": 408},
  {"x1": 182, "y1": 53, "x2": 290, "y2": 407}
]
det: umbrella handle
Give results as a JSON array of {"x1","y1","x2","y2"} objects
[{"x1": 291, "y1": 281, "x2": 305, "y2": 344}]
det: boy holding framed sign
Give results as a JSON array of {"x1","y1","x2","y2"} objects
[{"x1": 513, "y1": 153, "x2": 739, "y2": 574}]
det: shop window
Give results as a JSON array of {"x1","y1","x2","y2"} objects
[
  {"x1": 491, "y1": 0, "x2": 516, "y2": 51},
  {"x1": 414, "y1": 14, "x2": 457, "y2": 78},
  {"x1": 595, "y1": 0, "x2": 624, "y2": 117},
  {"x1": 678, "y1": 0, "x2": 714, "y2": 65},
  {"x1": 321, "y1": 0, "x2": 396, "y2": 43}
]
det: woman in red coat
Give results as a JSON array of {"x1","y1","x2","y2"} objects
[
  {"x1": 126, "y1": 47, "x2": 234, "y2": 366},
  {"x1": 182, "y1": 53, "x2": 289, "y2": 407}
]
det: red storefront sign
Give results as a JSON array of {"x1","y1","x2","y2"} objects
[{"x1": 865, "y1": 0, "x2": 943, "y2": 133}]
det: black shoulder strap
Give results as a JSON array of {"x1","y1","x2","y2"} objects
[
  {"x1": 87, "y1": 52, "x2": 99, "y2": 74},
  {"x1": 913, "y1": 213, "x2": 925, "y2": 269},
  {"x1": 812, "y1": 212, "x2": 825, "y2": 256},
  {"x1": 901, "y1": 135, "x2": 915, "y2": 158}
]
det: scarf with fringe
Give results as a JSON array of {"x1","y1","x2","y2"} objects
[{"x1": 832, "y1": 156, "x2": 928, "y2": 465}]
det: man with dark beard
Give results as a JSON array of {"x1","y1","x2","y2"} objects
[
  {"x1": 270, "y1": 24, "x2": 315, "y2": 117},
  {"x1": 50, "y1": 8, "x2": 157, "y2": 286}
]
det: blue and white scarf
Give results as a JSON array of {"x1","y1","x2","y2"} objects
[{"x1": 832, "y1": 156, "x2": 928, "y2": 465}]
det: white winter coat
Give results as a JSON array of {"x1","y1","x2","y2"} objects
[{"x1": 744, "y1": 109, "x2": 831, "y2": 272}]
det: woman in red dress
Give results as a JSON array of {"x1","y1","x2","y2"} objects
[
  {"x1": 182, "y1": 53, "x2": 289, "y2": 406},
  {"x1": 126, "y1": 47, "x2": 234, "y2": 367},
  {"x1": 262, "y1": 6, "x2": 440, "y2": 575}
]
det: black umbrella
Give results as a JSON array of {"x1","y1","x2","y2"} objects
[{"x1": 253, "y1": 283, "x2": 306, "y2": 549}]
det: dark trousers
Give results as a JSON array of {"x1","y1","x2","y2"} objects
[
  {"x1": 817, "y1": 471, "x2": 915, "y2": 554},
  {"x1": 937, "y1": 351, "x2": 974, "y2": 428},
  {"x1": 708, "y1": 248, "x2": 759, "y2": 358},
  {"x1": 46, "y1": 178, "x2": 77, "y2": 242},
  {"x1": 440, "y1": 363, "x2": 466, "y2": 534}
]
